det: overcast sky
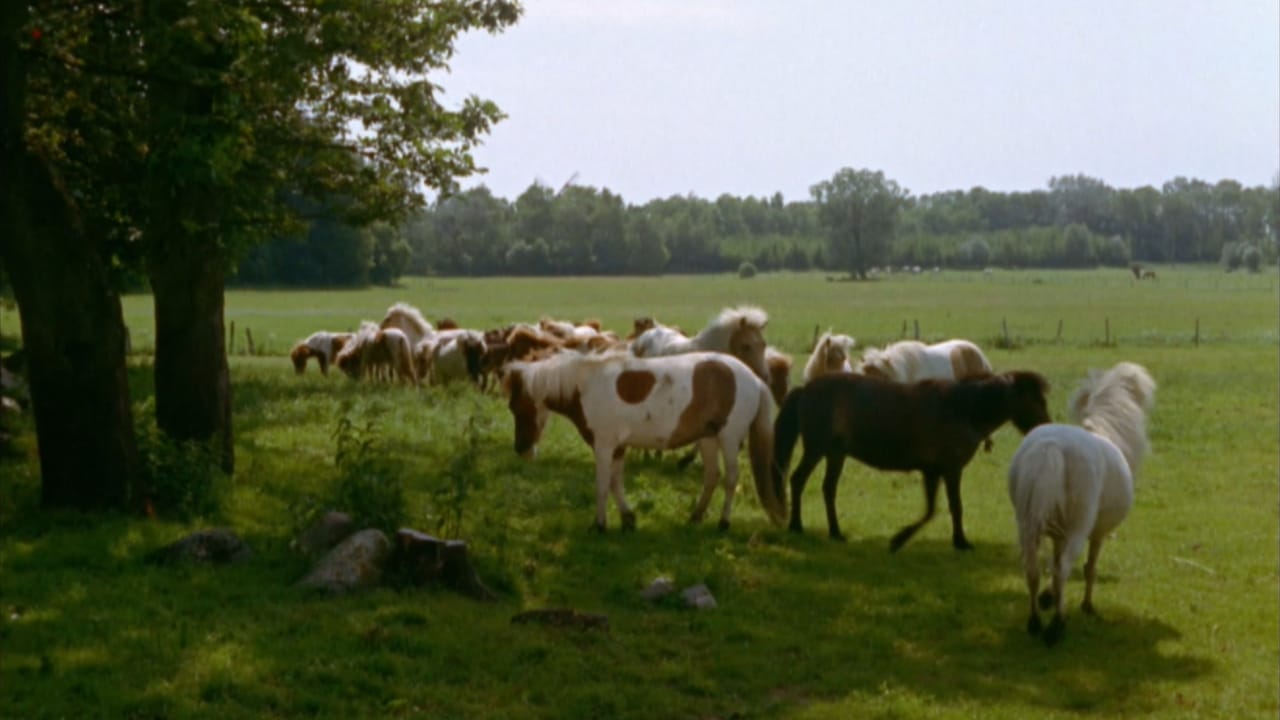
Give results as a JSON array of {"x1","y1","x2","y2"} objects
[{"x1": 441, "y1": 1, "x2": 1279, "y2": 203}]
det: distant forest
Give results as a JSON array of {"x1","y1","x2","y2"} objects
[{"x1": 234, "y1": 172, "x2": 1279, "y2": 286}]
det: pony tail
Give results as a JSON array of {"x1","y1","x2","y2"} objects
[
  {"x1": 748, "y1": 387, "x2": 785, "y2": 525},
  {"x1": 772, "y1": 386, "x2": 805, "y2": 501},
  {"x1": 1008, "y1": 439, "x2": 1066, "y2": 543}
]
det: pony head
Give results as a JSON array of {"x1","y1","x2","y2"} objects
[
  {"x1": 503, "y1": 363, "x2": 551, "y2": 459},
  {"x1": 629, "y1": 316, "x2": 657, "y2": 339},
  {"x1": 289, "y1": 342, "x2": 310, "y2": 373},
  {"x1": 1003, "y1": 370, "x2": 1052, "y2": 434},
  {"x1": 711, "y1": 306, "x2": 769, "y2": 383}
]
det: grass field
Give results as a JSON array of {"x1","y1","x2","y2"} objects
[{"x1": 1, "y1": 266, "x2": 1277, "y2": 719}]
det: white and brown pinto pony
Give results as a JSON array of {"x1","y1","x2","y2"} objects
[
  {"x1": 289, "y1": 331, "x2": 353, "y2": 375},
  {"x1": 336, "y1": 322, "x2": 417, "y2": 384},
  {"x1": 630, "y1": 306, "x2": 771, "y2": 383},
  {"x1": 856, "y1": 339, "x2": 993, "y2": 383},
  {"x1": 423, "y1": 328, "x2": 487, "y2": 385},
  {"x1": 504, "y1": 351, "x2": 787, "y2": 532},
  {"x1": 802, "y1": 331, "x2": 856, "y2": 383},
  {"x1": 1008, "y1": 362, "x2": 1156, "y2": 646}
]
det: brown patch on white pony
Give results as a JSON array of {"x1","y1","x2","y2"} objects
[
  {"x1": 615, "y1": 370, "x2": 657, "y2": 404},
  {"x1": 437, "y1": 317, "x2": 459, "y2": 331},
  {"x1": 669, "y1": 360, "x2": 736, "y2": 447},
  {"x1": 950, "y1": 345, "x2": 991, "y2": 380},
  {"x1": 766, "y1": 351, "x2": 792, "y2": 407},
  {"x1": 506, "y1": 326, "x2": 562, "y2": 362},
  {"x1": 290, "y1": 343, "x2": 312, "y2": 374},
  {"x1": 860, "y1": 360, "x2": 891, "y2": 380},
  {"x1": 581, "y1": 319, "x2": 602, "y2": 331},
  {"x1": 628, "y1": 317, "x2": 656, "y2": 340}
]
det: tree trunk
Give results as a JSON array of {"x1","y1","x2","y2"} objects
[
  {"x1": 0, "y1": 4, "x2": 140, "y2": 508},
  {"x1": 149, "y1": 237, "x2": 233, "y2": 474},
  {"x1": 144, "y1": 0, "x2": 234, "y2": 474}
]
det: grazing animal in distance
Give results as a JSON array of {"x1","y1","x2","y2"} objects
[
  {"x1": 335, "y1": 322, "x2": 380, "y2": 379},
  {"x1": 1141, "y1": 270, "x2": 1157, "y2": 280},
  {"x1": 803, "y1": 331, "x2": 856, "y2": 383},
  {"x1": 503, "y1": 351, "x2": 786, "y2": 532},
  {"x1": 1008, "y1": 362, "x2": 1156, "y2": 646},
  {"x1": 856, "y1": 339, "x2": 993, "y2": 383},
  {"x1": 289, "y1": 331, "x2": 353, "y2": 375},
  {"x1": 773, "y1": 370, "x2": 1051, "y2": 550}
]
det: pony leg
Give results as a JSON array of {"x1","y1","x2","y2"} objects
[
  {"x1": 820, "y1": 452, "x2": 847, "y2": 541},
  {"x1": 1081, "y1": 536, "x2": 1106, "y2": 616},
  {"x1": 318, "y1": 354, "x2": 328, "y2": 375},
  {"x1": 889, "y1": 472, "x2": 941, "y2": 553},
  {"x1": 717, "y1": 441, "x2": 740, "y2": 531},
  {"x1": 1043, "y1": 534, "x2": 1087, "y2": 646},
  {"x1": 689, "y1": 439, "x2": 720, "y2": 524},
  {"x1": 1021, "y1": 529, "x2": 1043, "y2": 636},
  {"x1": 941, "y1": 470, "x2": 973, "y2": 550},
  {"x1": 787, "y1": 449, "x2": 824, "y2": 534},
  {"x1": 608, "y1": 448, "x2": 636, "y2": 531},
  {"x1": 591, "y1": 448, "x2": 614, "y2": 532}
]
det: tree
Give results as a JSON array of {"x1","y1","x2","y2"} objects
[
  {"x1": 6, "y1": 1, "x2": 520, "y2": 509},
  {"x1": 811, "y1": 168, "x2": 907, "y2": 279}
]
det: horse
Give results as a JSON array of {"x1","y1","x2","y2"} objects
[
  {"x1": 630, "y1": 306, "x2": 770, "y2": 383},
  {"x1": 503, "y1": 350, "x2": 787, "y2": 532},
  {"x1": 1141, "y1": 270, "x2": 1158, "y2": 280},
  {"x1": 335, "y1": 322, "x2": 380, "y2": 379},
  {"x1": 856, "y1": 339, "x2": 993, "y2": 383},
  {"x1": 802, "y1": 331, "x2": 856, "y2": 383},
  {"x1": 773, "y1": 370, "x2": 1051, "y2": 550},
  {"x1": 427, "y1": 329, "x2": 487, "y2": 385},
  {"x1": 1008, "y1": 362, "x2": 1156, "y2": 645},
  {"x1": 289, "y1": 331, "x2": 353, "y2": 375},
  {"x1": 380, "y1": 302, "x2": 434, "y2": 347},
  {"x1": 765, "y1": 346, "x2": 793, "y2": 407},
  {"x1": 366, "y1": 328, "x2": 417, "y2": 385}
]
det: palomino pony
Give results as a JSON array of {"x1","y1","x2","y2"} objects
[
  {"x1": 504, "y1": 351, "x2": 786, "y2": 532},
  {"x1": 380, "y1": 302, "x2": 434, "y2": 347},
  {"x1": 336, "y1": 323, "x2": 417, "y2": 384},
  {"x1": 856, "y1": 339, "x2": 993, "y2": 383},
  {"x1": 289, "y1": 331, "x2": 353, "y2": 375},
  {"x1": 1008, "y1": 362, "x2": 1156, "y2": 645},
  {"x1": 802, "y1": 331, "x2": 856, "y2": 383},
  {"x1": 630, "y1": 306, "x2": 770, "y2": 383},
  {"x1": 774, "y1": 370, "x2": 1051, "y2": 550}
]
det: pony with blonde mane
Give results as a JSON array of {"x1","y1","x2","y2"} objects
[
  {"x1": 335, "y1": 323, "x2": 416, "y2": 384},
  {"x1": 425, "y1": 328, "x2": 487, "y2": 385},
  {"x1": 856, "y1": 339, "x2": 993, "y2": 382},
  {"x1": 504, "y1": 351, "x2": 786, "y2": 531},
  {"x1": 380, "y1": 302, "x2": 434, "y2": 347},
  {"x1": 289, "y1": 331, "x2": 353, "y2": 375},
  {"x1": 1008, "y1": 362, "x2": 1156, "y2": 645},
  {"x1": 630, "y1": 306, "x2": 770, "y2": 383},
  {"x1": 803, "y1": 331, "x2": 856, "y2": 383}
]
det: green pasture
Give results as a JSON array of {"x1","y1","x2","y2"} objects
[{"x1": 1, "y1": 267, "x2": 1277, "y2": 719}]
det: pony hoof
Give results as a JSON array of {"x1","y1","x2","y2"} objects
[
  {"x1": 1026, "y1": 614, "x2": 1042, "y2": 636},
  {"x1": 621, "y1": 512, "x2": 637, "y2": 532},
  {"x1": 888, "y1": 535, "x2": 907, "y2": 553},
  {"x1": 717, "y1": 519, "x2": 730, "y2": 532},
  {"x1": 1043, "y1": 617, "x2": 1065, "y2": 646},
  {"x1": 1037, "y1": 590, "x2": 1055, "y2": 610}
]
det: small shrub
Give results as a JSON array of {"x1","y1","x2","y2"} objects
[
  {"x1": 133, "y1": 399, "x2": 227, "y2": 519},
  {"x1": 737, "y1": 261, "x2": 758, "y2": 279},
  {"x1": 1241, "y1": 244, "x2": 1262, "y2": 272},
  {"x1": 328, "y1": 416, "x2": 407, "y2": 533}
]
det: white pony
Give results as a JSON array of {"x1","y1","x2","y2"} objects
[
  {"x1": 1007, "y1": 362, "x2": 1156, "y2": 645},
  {"x1": 802, "y1": 331, "x2": 856, "y2": 383},
  {"x1": 630, "y1": 306, "x2": 770, "y2": 382},
  {"x1": 425, "y1": 328, "x2": 487, "y2": 385},
  {"x1": 855, "y1": 338, "x2": 993, "y2": 382},
  {"x1": 504, "y1": 350, "x2": 785, "y2": 531},
  {"x1": 380, "y1": 302, "x2": 434, "y2": 347}
]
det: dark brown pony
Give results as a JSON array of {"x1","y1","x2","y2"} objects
[{"x1": 773, "y1": 370, "x2": 1051, "y2": 551}]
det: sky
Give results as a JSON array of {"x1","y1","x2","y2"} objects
[{"x1": 440, "y1": 0, "x2": 1279, "y2": 204}]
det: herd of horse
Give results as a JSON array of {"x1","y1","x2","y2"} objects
[{"x1": 289, "y1": 302, "x2": 1156, "y2": 645}]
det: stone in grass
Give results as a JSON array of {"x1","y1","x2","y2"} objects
[
  {"x1": 511, "y1": 608, "x2": 610, "y2": 632},
  {"x1": 293, "y1": 511, "x2": 356, "y2": 558},
  {"x1": 640, "y1": 576, "x2": 676, "y2": 601},
  {"x1": 298, "y1": 528, "x2": 390, "y2": 594},
  {"x1": 681, "y1": 583, "x2": 717, "y2": 609},
  {"x1": 144, "y1": 528, "x2": 253, "y2": 565}
]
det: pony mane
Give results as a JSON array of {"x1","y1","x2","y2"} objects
[
  {"x1": 1069, "y1": 362, "x2": 1156, "y2": 475},
  {"x1": 382, "y1": 302, "x2": 432, "y2": 336},
  {"x1": 505, "y1": 349, "x2": 629, "y2": 404},
  {"x1": 694, "y1": 305, "x2": 768, "y2": 347},
  {"x1": 804, "y1": 331, "x2": 853, "y2": 381}
]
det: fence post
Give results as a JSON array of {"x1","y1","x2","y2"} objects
[
  {"x1": 1104, "y1": 317, "x2": 1110, "y2": 346},
  {"x1": 1002, "y1": 318, "x2": 1010, "y2": 347},
  {"x1": 913, "y1": 319, "x2": 920, "y2": 340},
  {"x1": 246, "y1": 327, "x2": 256, "y2": 356},
  {"x1": 1055, "y1": 319, "x2": 1063, "y2": 342},
  {"x1": 901, "y1": 320, "x2": 907, "y2": 338},
  {"x1": 1194, "y1": 317, "x2": 1200, "y2": 347},
  {"x1": 228, "y1": 321, "x2": 236, "y2": 354}
]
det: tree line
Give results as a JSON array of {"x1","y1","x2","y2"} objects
[{"x1": 238, "y1": 170, "x2": 1278, "y2": 283}]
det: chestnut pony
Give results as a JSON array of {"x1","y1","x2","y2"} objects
[
  {"x1": 774, "y1": 370, "x2": 1050, "y2": 551},
  {"x1": 504, "y1": 351, "x2": 786, "y2": 532}
]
